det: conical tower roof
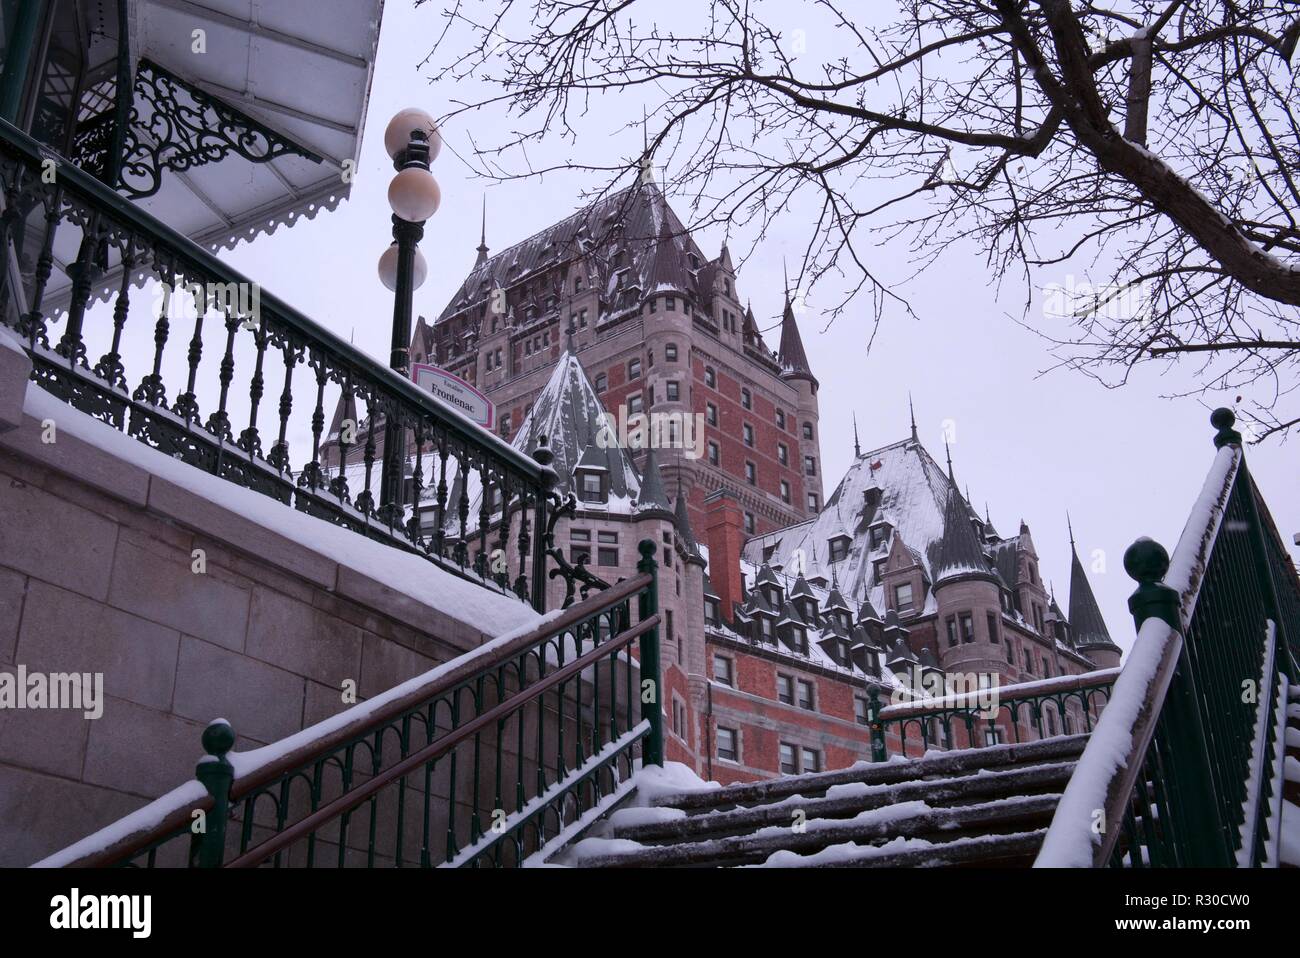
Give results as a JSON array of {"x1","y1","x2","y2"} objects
[
  {"x1": 934, "y1": 485, "x2": 998, "y2": 586},
  {"x1": 1069, "y1": 543, "x2": 1117, "y2": 651},
  {"x1": 777, "y1": 296, "x2": 816, "y2": 385},
  {"x1": 673, "y1": 483, "x2": 703, "y2": 561},
  {"x1": 636, "y1": 446, "x2": 673, "y2": 516}
]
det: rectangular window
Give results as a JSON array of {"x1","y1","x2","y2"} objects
[
  {"x1": 673, "y1": 699, "x2": 686, "y2": 737},
  {"x1": 777, "y1": 442, "x2": 788, "y2": 466},
  {"x1": 705, "y1": 599, "x2": 719, "y2": 628},
  {"x1": 743, "y1": 423, "x2": 754, "y2": 447},
  {"x1": 807, "y1": 493, "x2": 819, "y2": 512},
  {"x1": 779, "y1": 742, "x2": 798, "y2": 775},
  {"x1": 705, "y1": 367, "x2": 716, "y2": 388},
  {"x1": 706, "y1": 402, "x2": 718, "y2": 426},
  {"x1": 1006, "y1": 642, "x2": 1015, "y2": 663},
  {"x1": 780, "y1": 480, "x2": 791, "y2": 504},
  {"x1": 580, "y1": 472, "x2": 603, "y2": 502},
  {"x1": 946, "y1": 616, "x2": 958, "y2": 648},
  {"x1": 960, "y1": 612, "x2": 975, "y2": 643},
  {"x1": 745, "y1": 461, "x2": 756, "y2": 485},
  {"x1": 598, "y1": 546, "x2": 619, "y2": 567},
  {"x1": 579, "y1": 308, "x2": 588, "y2": 327},
  {"x1": 776, "y1": 409, "x2": 786, "y2": 429},
  {"x1": 829, "y1": 538, "x2": 848, "y2": 563},
  {"x1": 713, "y1": 654, "x2": 734, "y2": 687},
  {"x1": 801, "y1": 748, "x2": 820, "y2": 773},
  {"x1": 987, "y1": 612, "x2": 999, "y2": 644},
  {"x1": 744, "y1": 512, "x2": 756, "y2": 535},
  {"x1": 895, "y1": 582, "x2": 915, "y2": 614},
  {"x1": 797, "y1": 679, "x2": 814, "y2": 710},
  {"x1": 855, "y1": 697, "x2": 869, "y2": 726},
  {"x1": 776, "y1": 674, "x2": 794, "y2": 704},
  {"x1": 665, "y1": 343, "x2": 678, "y2": 361},
  {"x1": 628, "y1": 358, "x2": 642, "y2": 378},
  {"x1": 666, "y1": 297, "x2": 676, "y2": 311},
  {"x1": 597, "y1": 531, "x2": 618, "y2": 544},
  {"x1": 802, "y1": 422, "x2": 814, "y2": 440},
  {"x1": 666, "y1": 381, "x2": 679, "y2": 402},
  {"x1": 648, "y1": 299, "x2": 657, "y2": 313},
  {"x1": 707, "y1": 441, "x2": 720, "y2": 466},
  {"x1": 716, "y1": 727, "x2": 738, "y2": 762},
  {"x1": 757, "y1": 615, "x2": 773, "y2": 641},
  {"x1": 1023, "y1": 648, "x2": 1033, "y2": 673},
  {"x1": 595, "y1": 372, "x2": 607, "y2": 393},
  {"x1": 627, "y1": 394, "x2": 643, "y2": 414},
  {"x1": 741, "y1": 388, "x2": 752, "y2": 410},
  {"x1": 803, "y1": 455, "x2": 817, "y2": 476},
  {"x1": 570, "y1": 528, "x2": 591, "y2": 565}
]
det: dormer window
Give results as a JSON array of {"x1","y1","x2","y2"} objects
[
  {"x1": 829, "y1": 535, "x2": 851, "y2": 564},
  {"x1": 757, "y1": 616, "x2": 774, "y2": 643},
  {"x1": 704, "y1": 598, "x2": 720, "y2": 628},
  {"x1": 869, "y1": 523, "x2": 890, "y2": 549},
  {"x1": 577, "y1": 469, "x2": 607, "y2": 504}
]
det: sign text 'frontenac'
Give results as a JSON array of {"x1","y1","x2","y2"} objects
[{"x1": 412, "y1": 363, "x2": 495, "y2": 430}]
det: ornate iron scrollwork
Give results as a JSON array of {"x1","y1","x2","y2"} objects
[
  {"x1": 544, "y1": 491, "x2": 612, "y2": 608},
  {"x1": 118, "y1": 59, "x2": 321, "y2": 199}
]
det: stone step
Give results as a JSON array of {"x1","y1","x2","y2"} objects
[
  {"x1": 766, "y1": 828, "x2": 1050, "y2": 868},
  {"x1": 569, "y1": 793, "x2": 1062, "y2": 868},
  {"x1": 654, "y1": 734, "x2": 1089, "y2": 813},
  {"x1": 613, "y1": 760, "x2": 1076, "y2": 846}
]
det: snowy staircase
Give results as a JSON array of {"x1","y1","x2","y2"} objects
[
  {"x1": 1281, "y1": 683, "x2": 1300, "y2": 868},
  {"x1": 557, "y1": 734, "x2": 1089, "y2": 868}
]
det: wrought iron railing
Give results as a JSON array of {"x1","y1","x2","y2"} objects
[
  {"x1": 1036, "y1": 409, "x2": 1299, "y2": 868},
  {"x1": 37, "y1": 542, "x2": 664, "y2": 869},
  {"x1": 869, "y1": 670, "x2": 1118, "y2": 760},
  {"x1": 0, "y1": 116, "x2": 576, "y2": 611}
]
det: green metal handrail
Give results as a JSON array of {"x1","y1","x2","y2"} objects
[
  {"x1": 1036, "y1": 409, "x2": 1299, "y2": 868},
  {"x1": 38, "y1": 542, "x2": 664, "y2": 869},
  {"x1": 871, "y1": 669, "x2": 1118, "y2": 758}
]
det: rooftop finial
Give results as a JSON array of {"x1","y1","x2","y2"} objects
[
  {"x1": 853, "y1": 412, "x2": 861, "y2": 458},
  {"x1": 782, "y1": 256, "x2": 790, "y2": 305},
  {"x1": 1067, "y1": 511, "x2": 1076, "y2": 550},
  {"x1": 475, "y1": 195, "x2": 489, "y2": 265},
  {"x1": 909, "y1": 393, "x2": 918, "y2": 443},
  {"x1": 944, "y1": 436, "x2": 954, "y2": 481}
]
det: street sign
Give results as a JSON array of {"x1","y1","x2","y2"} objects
[{"x1": 411, "y1": 363, "x2": 495, "y2": 429}]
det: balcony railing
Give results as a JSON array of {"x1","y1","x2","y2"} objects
[
  {"x1": 0, "y1": 117, "x2": 576, "y2": 610},
  {"x1": 1036, "y1": 409, "x2": 1299, "y2": 867},
  {"x1": 37, "y1": 542, "x2": 664, "y2": 868}
]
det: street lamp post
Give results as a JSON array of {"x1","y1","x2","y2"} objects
[{"x1": 377, "y1": 108, "x2": 441, "y2": 527}]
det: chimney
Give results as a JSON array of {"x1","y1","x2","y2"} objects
[{"x1": 704, "y1": 489, "x2": 745, "y2": 622}]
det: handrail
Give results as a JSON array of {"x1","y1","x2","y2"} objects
[
  {"x1": 1035, "y1": 409, "x2": 1297, "y2": 869},
  {"x1": 879, "y1": 668, "x2": 1119, "y2": 720},
  {"x1": 226, "y1": 612, "x2": 660, "y2": 868},
  {"x1": 0, "y1": 117, "x2": 540, "y2": 478},
  {"x1": 41, "y1": 565, "x2": 658, "y2": 868}
]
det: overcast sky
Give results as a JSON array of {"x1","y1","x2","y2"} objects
[{"x1": 217, "y1": 1, "x2": 1298, "y2": 654}]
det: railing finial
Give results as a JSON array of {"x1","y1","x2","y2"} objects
[
  {"x1": 1210, "y1": 407, "x2": 1242, "y2": 449},
  {"x1": 193, "y1": 719, "x2": 235, "y2": 868},
  {"x1": 1123, "y1": 537, "x2": 1181, "y2": 632}
]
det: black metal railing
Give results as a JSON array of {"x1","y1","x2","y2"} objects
[
  {"x1": 39, "y1": 542, "x2": 664, "y2": 869},
  {"x1": 1036, "y1": 409, "x2": 1299, "y2": 868},
  {"x1": 0, "y1": 116, "x2": 573, "y2": 610}
]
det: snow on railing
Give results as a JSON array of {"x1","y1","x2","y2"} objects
[{"x1": 1034, "y1": 444, "x2": 1241, "y2": 868}]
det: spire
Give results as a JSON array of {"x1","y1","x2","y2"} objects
[
  {"x1": 944, "y1": 436, "x2": 954, "y2": 481},
  {"x1": 909, "y1": 394, "x2": 918, "y2": 443},
  {"x1": 853, "y1": 412, "x2": 861, "y2": 458},
  {"x1": 636, "y1": 446, "x2": 672, "y2": 516},
  {"x1": 673, "y1": 478, "x2": 703, "y2": 561},
  {"x1": 1067, "y1": 511, "x2": 1076, "y2": 549},
  {"x1": 1068, "y1": 532, "x2": 1117, "y2": 651},
  {"x1": 777, "y1": 285, "x2": 816, "y2": 385},
  {"x1": 475, "y1": 196, "x2": 489, "y2": 265},
  {"x1": 934, "y1": 485, "x2": 997, "y2": 587}
]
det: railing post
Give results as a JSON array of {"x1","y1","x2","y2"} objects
[
  {"x1": 636, "y1": 539, "x2": 663, "y2": 767},
  {"x1": 530, "y1": 436, "x2": 557, "y2": 613},
  {"x1": 867, "y1": 685, "x2": 887, "y2": 762},
  {"x1": 191, "y1": 719, "x2": 235, "y2": 868},
  {"x1": 1123, "y1": 538, "x2": 1232, "y2": 866}
]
